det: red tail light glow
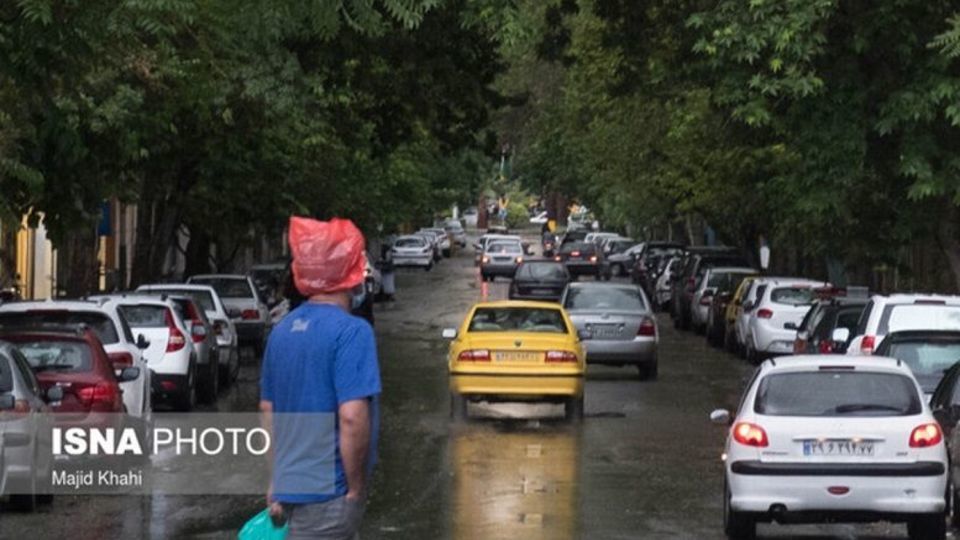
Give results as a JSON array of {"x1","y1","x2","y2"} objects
[
  {"x1": 818, "y1": 339, "x2": 834, "y2": 354},
  {"x1": 545, "y1": 350, "x2": 578, "y2": 363},
  {"x1": 637, "y1": 317, "x2": 656, "y2": 337},
  {"x1": 589, "y1": 255, "x2": 598, "y2": 263},
  {"x1": 732, "y1": 422, "x2": 768, "y2": 447},
  {"x1": 78, "y1": 383, "x2": 121, "y2": 409},
  {"x1": 910, "y1": 423, "x2": 943, "y2": 448},
  {"x1": 516, "y1": 257, "x2": 524, "y2": 264},
  {"x1": 860, "y1": 335, "x2": 875, "y2": 355},
  {"x1": 793, "y1": 339, "x2": 806, "y2": 354},
  {"x1": 482, "y1": 256, "x2": 490, "y2": 264},
  {"x1": 554, "y1": 256, "x2": 562, "y2": 262},
  {"x1": 108, "y1": 352, "x2": 134, "y2": 367},
  {"x1": 241, "y1": 309, "x2": 260, "y2": 320},
  {"x1": 571, "y1": 251, "x2": 581, "y2": 257},
  {"x1": 757, "y1": 308, "x2": 773, "y2": 319},
  {"x1": 165, "y1": 309, "x2": 186, "y2": 353},
  {"x1": 457, "y1": 349, "x2": 490, "y2": 362}
]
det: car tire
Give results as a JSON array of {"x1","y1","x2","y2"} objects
[
  {"x1": 176, "y1": 362, "x2": 197, "y2": 412},
  {"x1": 201, "y1": 355, "x2": 219, "y2": 404},
  {"x1": 638, "y1": 362, "x2": 658, "y2": 381},
  {"x1": 564, "y1": 397, "x2": 584, "y2": 421},
  {"x1": 908, "y1": 513, "x2": 946, "y2": 540},
  {"x1": 450, "y1": 393, "x2": 467, "y2": 421},
  {"x1": 951, "y1": 480, "x2": 960, "y2": 528},
  {"x1": 724, "y1": 480, "x2": 755, "y2": 540},
  {"x1": 9, "y1": 460, "x2": 38, "y2": 513},
  {"x1": 425, "y1": 263, "x2": 433, "y2": 272},
  {"x1": 442, "y1": 249, "x2": 451, "y2": 258}
]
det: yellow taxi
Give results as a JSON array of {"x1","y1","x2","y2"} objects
[
  {"x1": 724, "y1": 276, "x2": 758, "y2": 352},
  {"x1": 443, "y1": 300, "x2": 586, "y2": 421}
]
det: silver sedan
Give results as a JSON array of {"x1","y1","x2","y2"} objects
[{"x1": 561, "y1": 282, "x2": 659, "y2": 380}]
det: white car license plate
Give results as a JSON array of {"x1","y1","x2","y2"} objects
[
  {"x1": 592, "y1": 324, "x2": 619, "y2": 338},
  {"x1": 802, "y1": 440, "x2": 875, "y2": 457},
  {"x1": 494, "y1": 351, "x2": 541, "y2": 362}
]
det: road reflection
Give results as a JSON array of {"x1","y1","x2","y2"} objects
[{"x1": 450, "y1": 419, "x2": 580, "y2": 540}]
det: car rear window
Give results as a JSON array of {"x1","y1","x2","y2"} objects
[
  {"x1": 487, "y1": 242, "x2": 522, "y2": 254},
  {"x1": 468, "y1": 308, "x2": 568, "y2": 333},
  {"x1": 561, "y1": 243, "x2": 594, "y2": 255},
  {"x1": 885, "y1": 341, "x2": 960, "y2": 392},
  {"x1": 0, "y1": 312, "x2": 119, "y2": 345},
  {"x1": 880, "y1": 304, "x2": 960, "y2": 335},
  {"x1": 517, "y1": 263, "x2": 568, "y2": 280},
  {"x1": 707, "y1": 272, "x2": 752, "y2": 290},
  {"x1": 564, "y1": 287, "x2": 646, "y2": 312},
  {"x1": 118, "y1": 305, "x2": 169, "y2": 328},
  {"x1": 771, "y1": 287, "x2": 817, "y2": 306},
  {"x1": 754, "y1": 371, "x2": 921, "y2": 417},
  {"x1": 16, "y1": 340, "x2": 93, "y2": 372},
  {"x1": 395, "y1": 238, "x2": 424, "y2": 248},
  {"x1": 144, "y1": 289, "x2": 216, "y2": 312},
  {"x1": 0, "y1": 354, "x2": 12, "y2": 393},
  {"x1": 191, "y1": 278, "x2": 254, "y2": 299}
]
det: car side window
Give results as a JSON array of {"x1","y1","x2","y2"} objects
[
  {"x1": 854, "y1": 300, "x2": 873, "y2": 336},
  {"x1": 118, "y1": 315, "x2": 136, "y2": 344},
  {"x1": 931, "y1": 367, "x2": 957, "y2": 409},
  {"x1": 736, "y1": 368, "x2": 762, "y2": 414},
  {"x1": 949, "y1": 369, "x2": 960, "y2": 406},
  {"x1": 753, "y1": 285, "x2": 767, "y2": 303}
]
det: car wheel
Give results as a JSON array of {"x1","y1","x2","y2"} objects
[
  {"x1": 201, "y1": 356, "x2": 219, "y2": 404},
  {"x1": 425, "y1": 263, "x2": 433, "y2": 272},
  {"x1": 611, "y1": 264, "x2": 623, "y2": 277},
  {"x1": 450, "y1": 393, "x2": 467, "y2": 422},
  {"x1": 724, "y1": 479, "x2": 755, "y2": 540},
  {"x1": 908, "y1": 513, "x2": 946, "y2": 540},
  {"x1": 176, "y1": 362, "x2": 197, "y2": 412},
  {"x1": 638, "y1": 362, "x2": 658, "y2": 381},
  {"x1": 564, "y1": 396, "x2": 584, "y2": 422}
]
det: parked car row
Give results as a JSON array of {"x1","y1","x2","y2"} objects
[{"x1": 391, "y1": 220, "x2": 468, "y2": 271}]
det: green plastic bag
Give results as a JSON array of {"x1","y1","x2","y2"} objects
[{"x1": 238, "y1": 509, "x2": 288, "y2": 540}]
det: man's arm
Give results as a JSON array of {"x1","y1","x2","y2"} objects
[{"x1": 339, "y1": 398, "x2": 371, "y2": 501}]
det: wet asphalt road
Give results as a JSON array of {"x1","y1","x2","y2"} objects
[{"x1": 0, "y1": 233, "x2": 940, "y2": 539}]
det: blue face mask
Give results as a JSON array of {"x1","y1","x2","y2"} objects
[{"x1": 351, "y1": 285, "x2": 367, "y2": 310}]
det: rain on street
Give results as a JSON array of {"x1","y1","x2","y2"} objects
[{"x1": 0, "y1": 234, "x2": 919, "y2": 540}]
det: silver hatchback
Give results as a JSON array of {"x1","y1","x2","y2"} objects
[{"x1": 561, "y1": 282, "x2": 659, "y2": 380}]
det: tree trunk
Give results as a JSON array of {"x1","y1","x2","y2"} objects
[
  {"x1": 56, "y1": 226, "x2": 99, "y2": 297},
  {"x1": 183, "y1": 227, "x2": 212, "y2": 279},
  {"x1": 937, "y1": 200, "x2": 960, "y2": 293}
]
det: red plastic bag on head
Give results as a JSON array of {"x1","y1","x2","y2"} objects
[{"x1": 289, "y1": 216, "x2": 366, "y2": 296}]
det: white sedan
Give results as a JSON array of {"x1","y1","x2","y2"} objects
[
  {"x1": 711, "y1": 355, "x2": 946, "y2": 540},
  {"x1": 392, "y1": 235, "x2": 434, "y2": 270}
]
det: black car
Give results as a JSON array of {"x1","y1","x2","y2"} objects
[
  {"x1": 630, "y1": 242, "x2": 685, "y2": 290},
  {"x1": 556, "y1": 242, "x2": 609, "y2": 280},
  {"x1": 508, "y1": 261, "x2": 571, "y2": 302},
  {"x1": 925, "y1": 352, "x2": 960, "y2": 525},
  {"x1": 670, "y1": 247, "x2": 748, "y2": 331},
  {"x1": 793, "y1": 295, "x2": 869, "y2": 354},
  {"x1": 876, "y1": 330, "x2": 960, "y2": 396}
]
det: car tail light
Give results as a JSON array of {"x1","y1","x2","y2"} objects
[
  {"x1": 589, "y1": 255, "x2": 598, "y2": 263},
  {"x1": 482, "y1": 256, "x2": 490, "y2": 264},
  {"x1": 860, "y1": 335, "x2": 875, "y2": 355},
  {"x1": 637, "y1": 317, "x2": 656, "y2": 337},
  {"x1": 757, "y1": 308, "x2": 773, "y2": 319},
  {"x1": 545, "y1": 350, "x2": 578, "y2": 363},
  {"x1": 108, "y1": 351, "x2": 134, "y2": 367},
  {"x1": 571, "y1": 251, "x2": 581, "y2": 257},
  {"x1": 910, "y1": 423, "x2": 943, "y2": 448},
  {"x1": 7, "y1": 399, "x2": 31, "y2": 414},
  {"x1": 78, "y1": 383, "x2": 121, "y2": 409},
  {"x1": 241, "y1": 309, "x2": 260, "y2": 320},
  {"x1": 818, "y1": 339, "x2": 834, "y2": 354},
  {"x1": 165, "y1": 309, "x2": 186, "y2": 353},
  {"x1": 732, "y1": 422, "x2": 768, "y2": 447},
  {"x1": 516, "y1": 257, "x2": 523, "y2": 264},
  {"x1": 554, "y1": 256, "x2": 562, "y2": 262},
  {"x1": 191, "y1": 323, "x2": 207, "y2": 343},
  {"x1": 457, "y1": 349, "x2": 490, "y2": 362},
  {"x1": 793, "y1": 338, "x2": 806, "y2": 354}
]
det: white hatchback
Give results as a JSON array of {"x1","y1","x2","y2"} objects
[
  {"x1": 712, "y1": 355, "x2": 947, "y2": 540},
  {"x1": 742, "y1": 278, "x2": 828, "y2": 361},
  {"x1": 846, "y1": 294, "x2": 960, "y2": 356}
]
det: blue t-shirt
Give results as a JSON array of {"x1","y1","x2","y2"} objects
[{"x1": 260, "y1": 302, "x2": 381, "y2": 504}]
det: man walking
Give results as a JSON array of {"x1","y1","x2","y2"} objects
[{"x1": 261, "y1": 217, "x2": 381, "y2": 540}]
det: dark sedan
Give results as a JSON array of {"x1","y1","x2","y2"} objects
[
  {"x1": 508, "y1": 261, "x2": 571, "y2": 302},
  {"x1": 556, "y1": 242, "x2": 609, "y2": 280}
]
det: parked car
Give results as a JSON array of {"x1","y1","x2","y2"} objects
[
  {"x1": 704, "y1": 273, "x2": 755, "y2": 348},
  {"x1": 414, "y1": 231, "x2": 443, "y2": 262},
  {"x1": 875, "y1": 330, "x2": 960, "y2": 398},
  {"x1": 690, "y1": 267, "x2": 757, "y2": 334},
  {"x1": 847, "y1": 294, "x2": 960, "y2": 356},
  {"x1": 442, "y1": 219, "x2": 467, "y2": 248},
  {"x1": 740, "y1": 278, "x2": 829, "y2": 362},
  {"x1": 584, "y1": 232, "x2": 620, "y2": 249},
  {"x1": 561, "y1": 282, "x2": 658, "y2": 379},
  {"x1": 793, "y1": 294, "x2": 869, "y2": 355},
  {"x1": 167, "y1": 295, "x2": 220, "y2": 399},
  {"x1": 187, "y1": 274, "x2": 272, "y2": 356},
  {"x1": 630, "y1": 241, "x2": 685, "y2": 289},
  {"x1": 556, "y1": 242, "x2": 610, "y2": 281},
  {"x1": 110, "y1": 296, "x2": 202, "y2": 410},
  {"x1": 724, "y1": 276, "x2": 760, "y2": 353},
  {"x1": 652, "y1": 256, "x2": 683, "y2": 311},
  {"x1": 600, "y1": 236, "x2": 634, "y2": 257},
  {"x1": 0, "y1": 300, "x2": 152, "y2": 418},
  {"x1": 480, "y1": 240, "x2": 525, "y2": 282},
  {"x1": 671, "y1": 247, "x2": 748, "y2": 331},
  {"x1": 606, "y1": 241, "x2": 643, "y2": 278},
  {"x1": 462, "y1": 207, "x2": 478, "y2": 228},
  {"x1": 134, "y1": 283, "x2": 240, "y2": 386},
  {"x1": 443, "y1": 300, "x2": 586, "y2": 421},
  {"x1": 0, "y1": 341, "x2": 59, "y2": 511},
  {"x1": 249, "y1": 262, "x2": 287, "y2": 308},
  {"x1": 391, "y1": 235, "x2": 434, "y2": 271},
  {"x1": 931, "y1": 361, "x2": 960, "y2": 526},
  {"x1": 420, "y1": 227, "x2": 453, "y2": 257},
  {"x1": 508, "y1": 260, "x2": 571, "y2": 302},
  {"x1": 711, "y1": 355, "x2": 946, "y2": 540}
]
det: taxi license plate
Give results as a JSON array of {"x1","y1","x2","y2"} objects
[
  {"x1": 494, "y1": 351, "x2": 541, "y2": 362},
  {"x1": 802, "y1": 440, "x2": 875, "y2": 457}
]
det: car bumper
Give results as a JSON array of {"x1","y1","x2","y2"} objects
[
  {"x1": 510, "y1": 291, "x2": 563, "y2": 301},
  {"x1": 728, "y1": 462, "x2": 946, "y2": 515},
  {"x1": 394, "y1": 255, "x2": 432, "y2": 267},
  {"x1": 584, "y1": 339, "x2": 657, "y2": 365},
  {"x1": 234, "y1": 321, "x2": 266, "y2": 344},
  {"x1": 754, "y1": 326, "x2": 797, "y2": 354},
  {"x1": 151, "y1": 372, "x2": 191, "y2": 401},
  {"x1": 565, "y1": 262, "x2": 600, "y2": 276},
  {"x1": 481, "y1": 263, "x2": 518, "y2": 277},
  {"x1": 449, "y1": 374, "x2": 584, "y2": 399}
]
